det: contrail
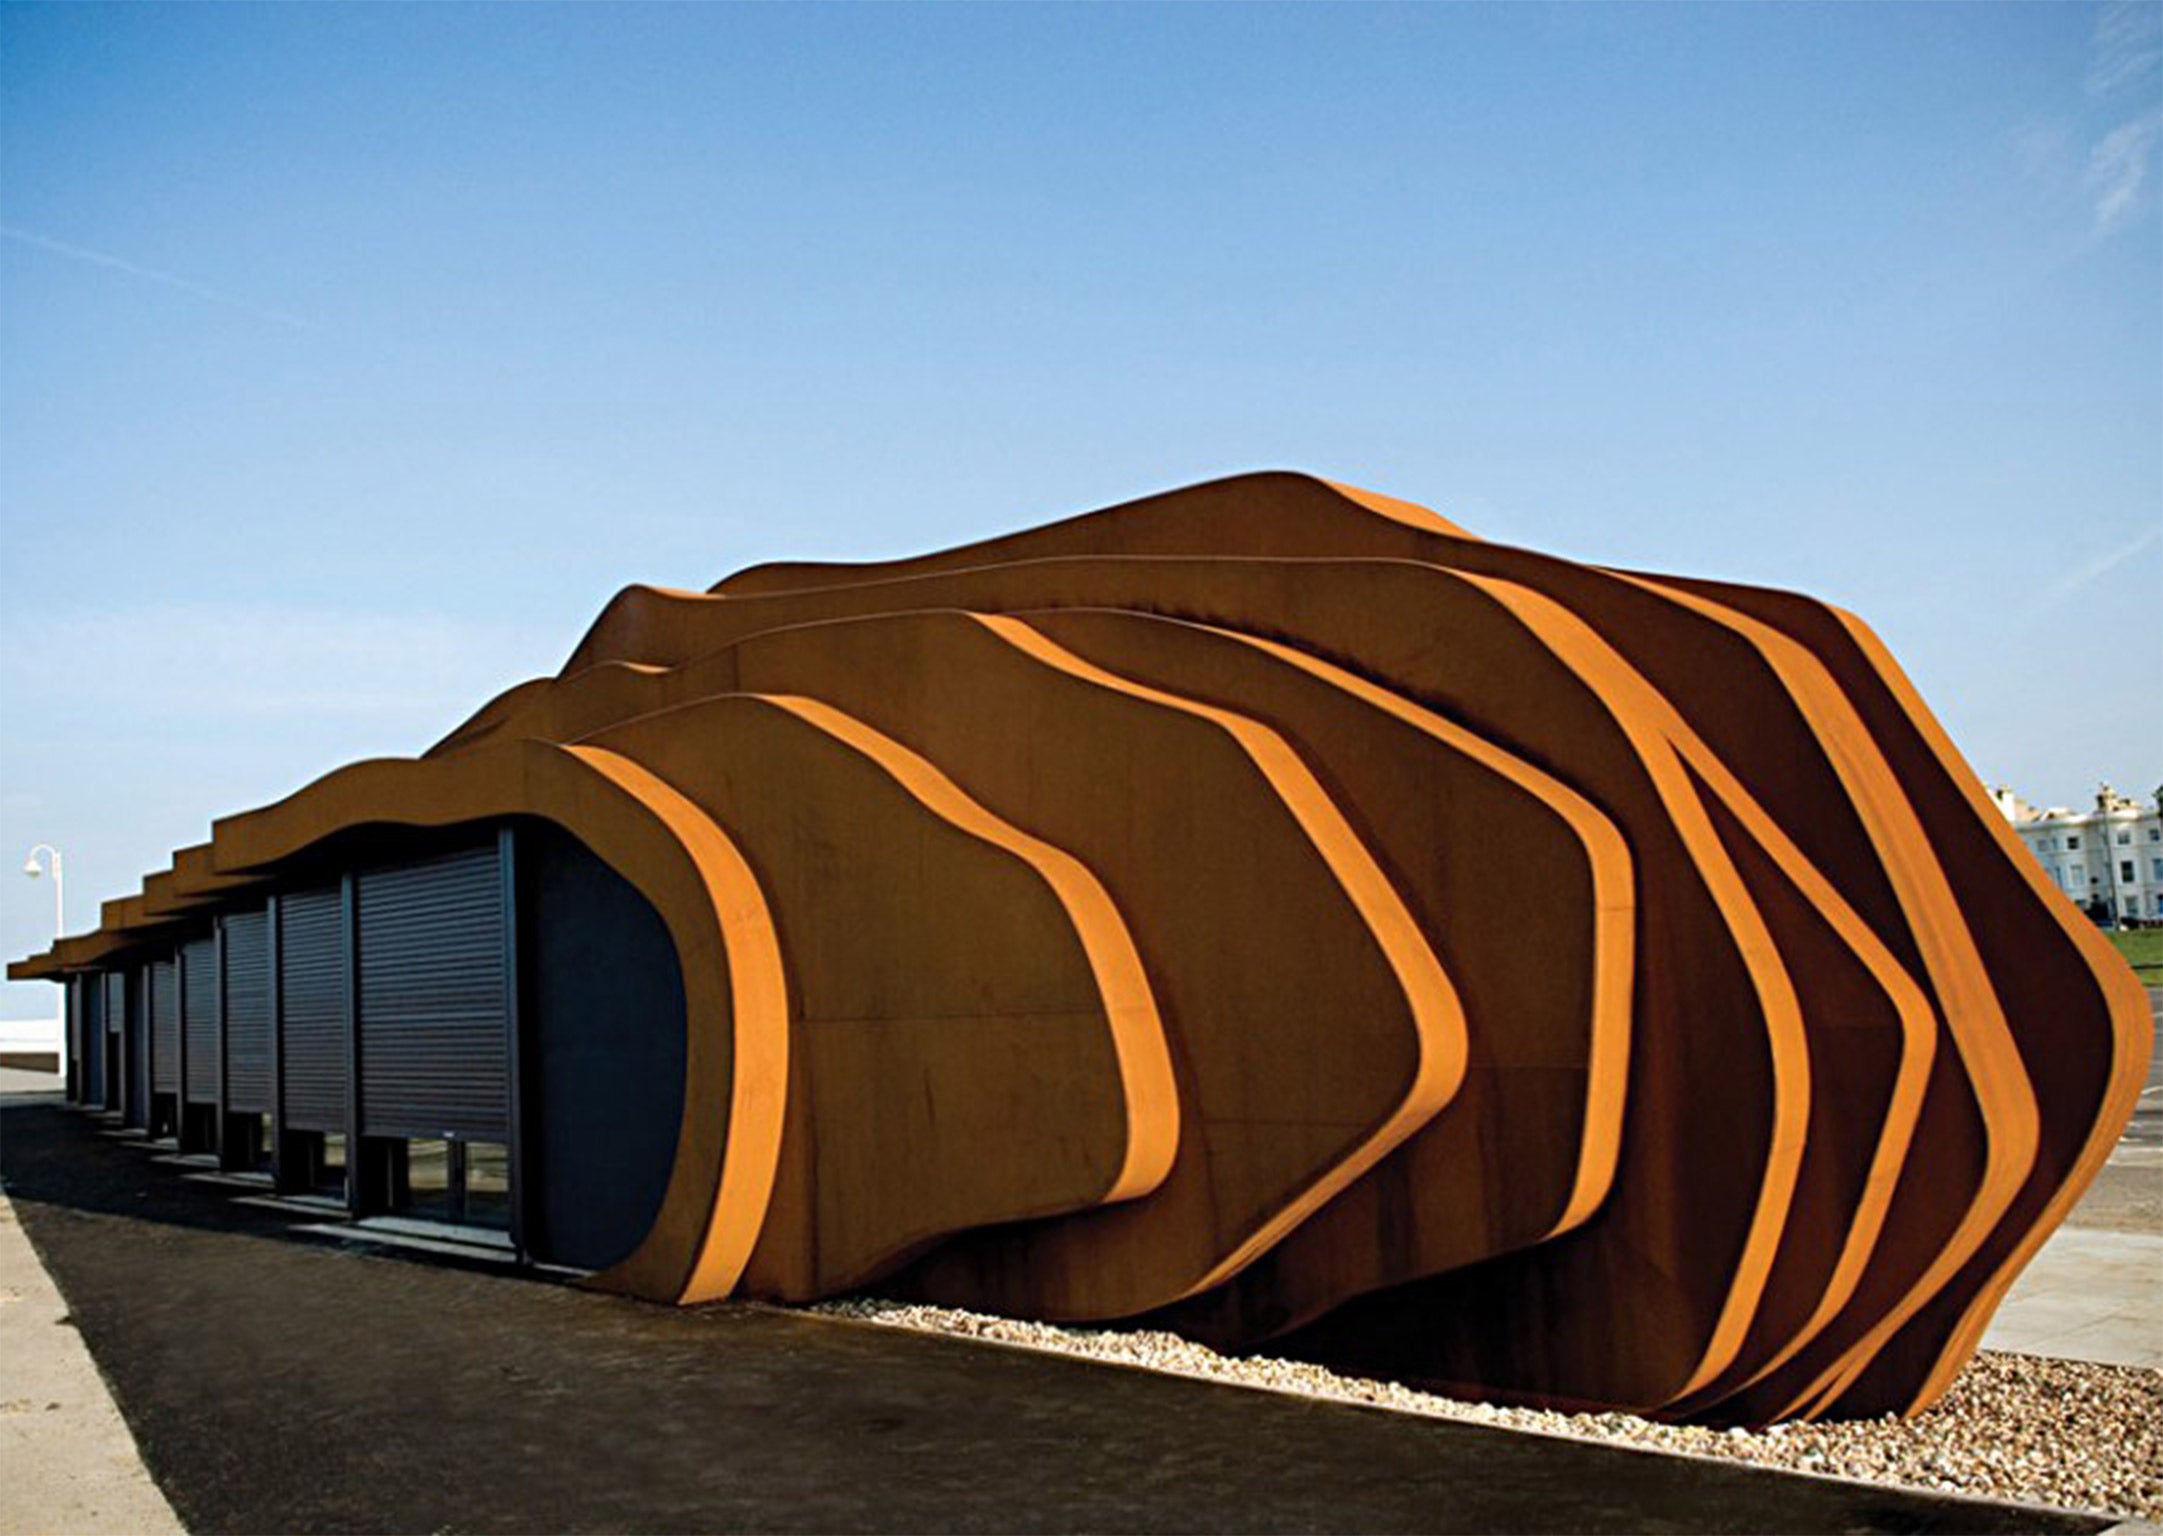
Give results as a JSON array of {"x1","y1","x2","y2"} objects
[
  {"x1": 2030, "y1": 523, "x2": 2163, "y2": 616},
  {"x1": 0, "y1": 223, "x2": 323, "y2": 333}
]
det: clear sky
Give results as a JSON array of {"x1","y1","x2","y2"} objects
[{"x1": 2, "y1": 2, "x2": 2158, "y2": 1017}]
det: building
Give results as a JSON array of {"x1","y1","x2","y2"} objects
[
  {"x1": 8, "y1": 472, "x2": 2153, "y2": 1427},
  {"x1": 1990, "y1": 783, "x2": 2163, "y2": 926}
]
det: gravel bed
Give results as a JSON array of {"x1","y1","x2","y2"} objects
[{"x1": 809, "y1": 1298, "x2": 2163, "y2": 1520}]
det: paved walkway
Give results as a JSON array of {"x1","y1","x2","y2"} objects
[
  {"x1": 0, "y1": 1094, "x2": 2098, "y2": 1535},
  {"x1": 0, "y1": 1075, "x2": 182, "y2": 1536},
  {"x1": 1985, "y1": 1215, "x2": 2163, "y2": 1369},
  {"x1": 1984, "y1": 995, "x2": 2163, "y2": 1369}
]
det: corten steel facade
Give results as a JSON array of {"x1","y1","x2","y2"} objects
[{"x1": 10, "y1": 473, "x2": 2150, "y2": 1427}]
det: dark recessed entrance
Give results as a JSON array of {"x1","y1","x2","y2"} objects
[{"x1": 63, "y1": 818, "x2": 686, "y2": 1272}]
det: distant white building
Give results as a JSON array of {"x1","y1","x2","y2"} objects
[{"x1": 1990, "y1": 782, "x2": 2163, "y2": 926}]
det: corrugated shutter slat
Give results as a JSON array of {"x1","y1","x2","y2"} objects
[
  {"x1": 357, "y1": 843, "x2": 506, "y2": 1141},
  {"x1": 150, "y1": 959, "x2": 179, "y2": 1094},
  {"x1": 181, "y1": 936, "x2": 218, "y2": 1105},
  {"x1": 223, "y1": 909, "x2": 272, "y2": 1115},
  {"x1": 279, "y1": 886, "x2": 346, "y2": 1133}
]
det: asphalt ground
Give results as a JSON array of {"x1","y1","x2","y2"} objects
[{"x1": 0, "y1": 1097, "x2": 2110, "y2": 1536}]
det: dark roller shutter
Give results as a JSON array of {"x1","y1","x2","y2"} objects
[
  {"x1": 150, "y1": 957, "x2": 179, "y2": 1094},
  {"x1": 102, "y1": 970, "x2": 121, "y2": 1108},
  {"x1": 79, "y1": 976, "x2": 104, "y2": 1105},
  {"x1": 223, "y1": 908, "x2": 273, "y2": 1115},
  {"x1": 182, "y1": 935, "x2": 219, "y2": 1104},
  {"x1": 66, "y1": 978, "x2": 85, "y2": 1101},
  {"x1": 118, "y1": 970, "x2": 148, "y2": 1128},
  {"x1": 357, "y1": 843, "x2": 507, "y2": 1140},
  {"x1": 279, "y1": 885, "x2": 347, "y2": 1134}
]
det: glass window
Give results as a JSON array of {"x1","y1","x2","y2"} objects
[
  {"x1": 2068, "y1": 835, "x2": 2081, "y2": 849},
  {"x1": 466, "y1": 1142, "x2": 511, "y2": 1230},
  {"x1": 404, "y1": 1138, "x2": 454, "y2": 1220},
  {"x1": 2118, "y1": 830, "x2": 2132, "y2": 845},
  {"x1": 2121, "y1": 861, "x2": 2137, "y2": 883},
  {"x1": 2152, "y1": 859, "x2": 2162, "y2": 881},
  {"x1": 392, "y1": 1136, "x2": 509, "y2": 1230},
  {"x1": 313, "y1": 1132, "x2": 348, "y2": 1200}
]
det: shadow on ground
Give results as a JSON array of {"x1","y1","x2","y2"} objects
[{"x1": 0, "y1": 1098, "x2": 2108, "y2": 1536}]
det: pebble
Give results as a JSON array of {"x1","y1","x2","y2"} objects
[{"x1": 805, "y1": 1298, "x2": 2163, "y2": 1519}]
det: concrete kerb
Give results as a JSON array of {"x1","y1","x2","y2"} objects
[{"x1": 0, "y1": 1082, "x2": 184, "y2": 1536}]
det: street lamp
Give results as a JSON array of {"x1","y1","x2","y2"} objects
[{"x1": 22, "y1": 843, "x2": 65, "y2": 1078}]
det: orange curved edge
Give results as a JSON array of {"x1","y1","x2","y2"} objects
[
  {"x1": 704, "y1": 472, "x2": 1477, "y2": 600},
  {"x1": 977, "y1": 612, "x2": 1469, "y2": 1293},
  {"x1": 750, "y1": 692, "x2": 1180, "y2": 1206},
  {"x1": 1618, "y1": 573, "x2": 2027, "y2": 1416},
  {"x1": 1663, "y1": 715, "x2": 1940, "y2": 1407},
  {"x1": 1458, "y1": 572, "x2": 1810, "y2": 1406},
  {"x1": 1218, "y1": 625, "x2": 1636, "y2": 1240},
  {"x1": 1826, "y1": 606, "x2": 2150, "y2": 1413},
  {"x1": 1320, "y1": 478, "x2": 1476, "y2": 540}
]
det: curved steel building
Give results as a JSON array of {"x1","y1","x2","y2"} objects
[{"x1": 11, "y1": 472, "x2": 2148, "y2": 1426}]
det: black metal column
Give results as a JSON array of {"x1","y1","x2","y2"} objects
[
  {"x1": 267, "y1": 893, "x2": 287, "y2": 1189},
  {"x1": 212, "y1": 918, "x2": 229, "y2": 1164},
  {"x1": 501, "y1": 824, "x2": 525, "y2": 1261},
  {"x1": 343, "y1": 870, "x2": 366, "y2": 1215}
]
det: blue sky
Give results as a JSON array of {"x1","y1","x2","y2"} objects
[{"x1": 2, "y1": 2, "x2": 2158, "y2": 1016}]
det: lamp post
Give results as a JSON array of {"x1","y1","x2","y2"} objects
[{"x1": 22, "y1": 844, "x2": 65, "y2": 1078}]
